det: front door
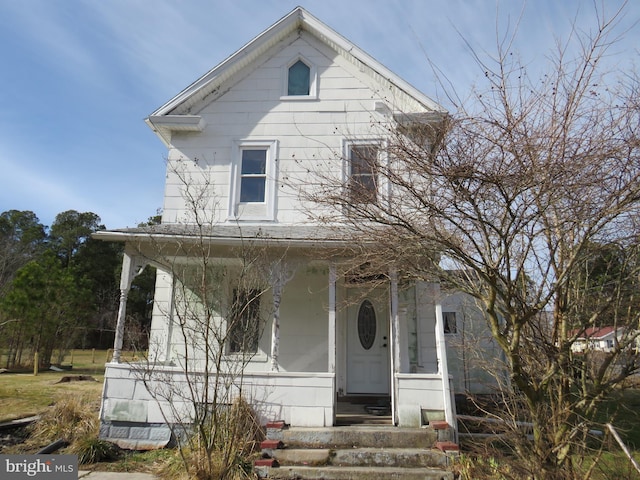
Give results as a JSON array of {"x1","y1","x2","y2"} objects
[{"x1": 346, "y1": 289, "x2": 390, "y2": 394}]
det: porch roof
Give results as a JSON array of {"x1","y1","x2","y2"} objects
[{"x1": 93, "y1": 223, "x2": 360, "y2": 249}]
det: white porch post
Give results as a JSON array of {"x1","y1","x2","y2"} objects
[
  {"x1": 389, "y1": 269, "x2": 400, "y2": 425},
  {"x1": 270, "y1": 278, "x2": 282, "y2": 372},
  {"x1": 163, "y1": 273, "x2": 176, "y2": 363},
  {"x1": 435, "y1": 299, "x2": 455, "y2": 428},
  {"x1": 112, "y1": 252, "x2": 146, "y2": 363},
  {"x1": 328, "y1": 264, "x2": 337, "y2": 374}
]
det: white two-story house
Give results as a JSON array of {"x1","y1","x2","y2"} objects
[{"x1": 96, "y1": 7, "x2": 471, "y2": 449}]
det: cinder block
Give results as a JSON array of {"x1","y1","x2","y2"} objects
[
  {"x1": 436, "y1": 441, "x2": 459, "y2": 452},
  {"x1": 109, "y1": 425, "x2": 130, "y2": 439},
  {"x1": 255, "y1": 458, "x2": 279, "y2": 467},
  {"x1": 430, "y1": 420, "x2": 449, "y2": 430},
  {"x1": 99, "y1": 423, "x2": 110, "y2": 439},
  {"x1": 130, "y1": 426, "x2": 150, "y2": 440},
  {"x1": 149, "y1": 426, "x2": 172, "y2": 441},
  {"x1": 265, "y1": 421, "x2": 286, "y2": 430},
  {"x1": 260, "y1": 439, "x2": 284, "y2": 450}
]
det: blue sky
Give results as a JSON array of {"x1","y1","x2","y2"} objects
[{"x1": 0, "y1": 0, "x2": 637, "y2": 230}]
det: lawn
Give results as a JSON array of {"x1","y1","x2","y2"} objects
[{"x1": 0, "y1": 349, "x2": 114, "y2": 423}]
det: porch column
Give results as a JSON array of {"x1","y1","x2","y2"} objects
[
  {"x1": 270, "y1": 272, "x2": 283, "y2": 372},
  {"x1": 435, "y1": 298, "x2": 455, "y2": 428},
  {"x1": 389, "y1": 269, "x2": 400, "y2": 425},
  {"x1": 328, "y1": 264, "x2": 337, "y2": 374},
  {"x1": 112, "y1": 252, "x2": 147, "y2": 363}
]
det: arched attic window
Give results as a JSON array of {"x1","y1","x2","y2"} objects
[{"x1": 282, "y1": 56, "x2": 317, "y2": 99}]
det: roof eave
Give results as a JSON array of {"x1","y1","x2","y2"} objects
[
  {"x1": 93, "y1": 229, "x2": 354, "y2": 249},
  {"x1": 146, "y1": 6, "x2": 447, "y2": 132}
]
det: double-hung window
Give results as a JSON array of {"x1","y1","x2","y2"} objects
[
  {"x1": 228, "y1": 288, "x2": 261, "y2": 354},
  {"x1": 240, "y1": 149, "x2": 267, "y2": 203},
  {"x1": 348, "y1": 144, "x2": 379, "y2": 204},
  {"x1": 230, "y1": 140, "x2": 278, "y2": 220}
]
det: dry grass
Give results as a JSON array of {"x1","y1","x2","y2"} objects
[
  {"x1": 0, "y1": 349, "x2": 138, "y2": 423},
  {"x1": 28, "y1": 394, "x2": 100, "y2": 445}
]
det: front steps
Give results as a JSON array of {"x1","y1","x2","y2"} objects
[{"x1": 255, "y1": 422, "x2": 456, "y2": 480}]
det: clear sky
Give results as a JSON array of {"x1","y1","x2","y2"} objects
[{"x1": 0, "y1": 0, "x2": 637, "y2": 230}]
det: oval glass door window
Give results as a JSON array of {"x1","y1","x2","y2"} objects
[{"x1": 357, "y1": 300, "x2": 376, "y2": 350}]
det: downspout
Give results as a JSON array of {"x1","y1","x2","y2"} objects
[
  {"x1": 435, "y1": 301, "x2": 456, "y2": 433},
  {"x1": 112, "y1": 252, "x2": 147, "y2": 364}
]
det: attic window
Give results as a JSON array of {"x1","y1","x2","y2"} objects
[
  {"x1": 281, "y1": 56, "x2": 317, "y2": 99},
  {"x1": 288, "y1": 60, "x2": 310, "y2": 95}
]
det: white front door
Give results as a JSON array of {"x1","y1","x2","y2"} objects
[{"x1": 346, "y1": 289, "x2": 390, "y2": 394}]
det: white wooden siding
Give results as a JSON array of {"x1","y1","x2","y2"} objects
[{"x1": 160, "y1": 32, "x2": 405, "y2": 225}]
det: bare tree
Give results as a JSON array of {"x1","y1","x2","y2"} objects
[
  {"x1": 303, "y1": 6, "x2": 640, "y2": 479},
  {"x1": 127, "y1": 163, "x2": 280, "y2": 480}
]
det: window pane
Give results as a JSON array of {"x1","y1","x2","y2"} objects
[
  {"x1": 357, "y1": 300, "x2": 376, "y2": 350},
  {"x1": 241, "y1": 150, "x2": 266, "y2": 174},
  {"x1": 443, "y1": 312, "x2": 457, "y2": 334},
  {"x1": 288, "y1": 60, "x2": 310, "y2": 96},
  {"x1": 240, "y1": 177, "x2": 265, "y2": 203},
  {"x1": 351, "y1": 146, "x2": 377, "y2": 175},
  {"x1": 229, "y1": 289, "x2": 261, "y2": 353},
  {"x1": 349, "y1": 145, "x2": 378, "y2": 203}
]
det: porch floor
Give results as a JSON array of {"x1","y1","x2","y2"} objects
[{"x1": 335, "y1": 395, "x2": 392, "y2": 426}]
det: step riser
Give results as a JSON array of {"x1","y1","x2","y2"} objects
[
  {"x1": 269, "y1": 448, "x2": 448, "y2": 469},
  {"x1": 259, "y1": 466, "x2": 455, "y2": 480},
  {"x1": 271, "y1": 427, "x2": 437, "y2": 449}
]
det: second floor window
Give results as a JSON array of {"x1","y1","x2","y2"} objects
[
  {"x1": 240, "y1": 149, "x2": 267, "y2": 203},
  {"x1": 229, "y1": 140, "x2": 278, "y2": 221},
  {"x1": 349, "y1": 145, "x2": 378, "y2": 203}
]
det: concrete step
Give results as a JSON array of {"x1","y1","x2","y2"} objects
[
  {"x1": 258, "y1": 465, "x2": 455, "y2": 480},
  {"x1": 269, "y1": 447, "x2": 448, "y2": 469},
  {"x1": 258, "y1": 423, "x2": 457, "y2": 479},
  {"x1": 269, "y1": 426, "x2": 438, "y2": 449}
]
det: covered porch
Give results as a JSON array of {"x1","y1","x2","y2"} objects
[{"x1": 96, "y1": 225, "x2": 455, "y2": 447}]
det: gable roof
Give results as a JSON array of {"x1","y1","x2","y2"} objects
[
  {"x1": 146, "y1": 6, "x2": 446, "y2": 144},
  {"x1": 573, "y1": 326, "x2": 621, "y2": 340}
]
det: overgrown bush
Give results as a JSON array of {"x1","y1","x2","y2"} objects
[
  {"x1": 158, "y1": 396, "x2": 263, "y2": 480},
  {"x1": 71, "y1": 437, "x2": 121, "y2": 465},
  {"x1": 29, "y1": 394, "x2": 98, "y2": 445}
]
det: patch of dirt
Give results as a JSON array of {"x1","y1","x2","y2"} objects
[
  {"x1": 0, "y1": 427, "x2": 30, "y2": 453},
  {"x1": 54, "y1": 375, "x2": 97, "y2": 384}
]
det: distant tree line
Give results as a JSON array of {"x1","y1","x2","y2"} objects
[{"x1": 0, "y1": 209, "x2": 157, "y2": 369}]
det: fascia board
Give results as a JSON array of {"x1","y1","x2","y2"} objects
[
  {"x1": 300, "y1": 9, "x2": 446, "y2": 114},
  {"x1": 93, "y1": 229, "x2": 354, "y2": 249},
  {"x1": 148, "y1": 8, "x2": 304, "y2": 118}
]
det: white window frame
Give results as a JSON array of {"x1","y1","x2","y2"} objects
[
  {"x1": 228, "y1": 139, "x2": 278, "y2": 221},
  {"x1": 342, "y1": 139, "x2": 387, "y2": 205},
  {"x1": 225, "y1": 286, "x2": 268, "y2": 362},
  {"x1": 281, "y1": 54, "x2": 318, "y2": 100}
]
